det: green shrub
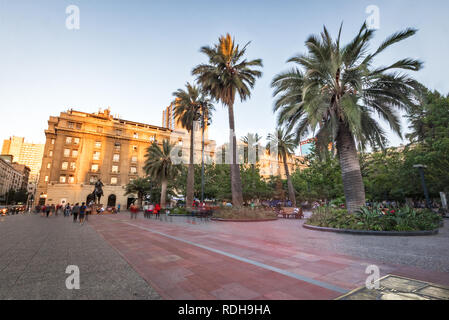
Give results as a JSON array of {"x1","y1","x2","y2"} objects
[
  {"x1": 213, "y1": 207, "x2": 277, "y2": 220},
  {"x1": 307, "y1": 206, "x2": 442, "y2": 232}
]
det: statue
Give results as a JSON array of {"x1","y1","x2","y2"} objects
[{"x1": 92, "y1": 179, "x2": 104, "y2": 205}]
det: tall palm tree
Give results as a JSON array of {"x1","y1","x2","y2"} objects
[
  {"x1": 192, "y1": 34, "x2": 263, "y2": 207},
  {"x1": 266, "y1": 128, "x2": 297, "y2": 207},
  {"x1": 173, "y1": 83, "x2": 202, "y2": 209},
  {"x1": 124, "y1": 177, "x2": 152, "y2": 209},
  {"x1": 272, "y1": 23, "x2": 422, "y2": 213},
  {"x1": 241, "y1": 133, "x2": 262, "y2": 165},
  {"x1": 143, "y1": 140, "x2": 180, "y2": 209}
]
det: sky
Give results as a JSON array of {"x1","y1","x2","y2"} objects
[{"x1": 0, "y1": 0, "x2": 448, "y2": 153}]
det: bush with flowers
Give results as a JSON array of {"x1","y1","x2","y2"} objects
[{"x1": 307, "y1": 205, "x2": 442, "y2": 232}]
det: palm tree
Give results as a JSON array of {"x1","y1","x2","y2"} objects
[
  {"x1": 266, "y1": 128, "x2": 297, "y2": 207},
  {"x1": 272, "y1": 23, "x2": 422, "y2": 213},
  {"x1": 192, "y1": 34, "x2": 263, "y2": 207},
  {"x1": 241, "y1": 133, "x2": 262, "y2": 165},
  {"x1": 173, "y1": 83, "x2": 202, "y2": 209},
  {"x1": 124, "y1": 177, "x2": 152, "y2": 209},
  {"x1": 143, "y1": 140, "x2": 180, "y2": 209}
]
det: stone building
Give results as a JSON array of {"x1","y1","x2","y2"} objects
[{"x1": 36, "y1": 108, "x2": 215, "y2": 208}]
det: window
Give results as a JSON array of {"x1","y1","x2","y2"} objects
[
  {"x1": 89, "y1": 176, "x2": 97, "y2": 184},
  {"x1": 132, "y1": 145, "x2": 138, "y2": 152},
  {"x1": 59, "y1": 176, "x2": 66, "y2": 183},
  {"x1": 114, "y1": 142, "x2": 121, "y2": 151},
  {"x1": 44, "y1": 176, "x2": 49, "y2": 182},
  {"x1": 64, "y1": 149, "x2": 70, "y2": 157},
  {"x1": 74, "y1": 138, "x2": 80, "y2": 145},
  {"x1": 91, "y1": 164, "x2": 99, "y2": 172},
  {"x1": 68, "y1": 122, "x2": 74, "y2": 129},
  {"x1": 131, "y1": 156, "x2": 138, "y2": 163},
  {"x1": 113, "y1": 154, "x2": 120, "y2": 162},
  {"x1": 95, "y1": 141, "x2": 101, "y2": 149},
  {"x1": 70, "y1": 162, "x2": 76, "y2": 170},
  {"x1": 97, "y1": 126, "x2": 103, "y2": 133},
  {"x1": 116, "y1": 129, "x2": 122, "y2": 136},
  {"x1": 93, "y1": 151, "x2": 101, "y2": 161},
  {"x1": 66, "y1": 137, "x2": 72, "y2": 144},
  {"x1": 51, "y1": 139, "x2": 55, "y2": 145},
  {"x1": 130, "y1": 167, "x2": 137, "y2": 174},
  {"x1": 76, "y1": 123, "x2": 82, "y2": 130},
  {"x1": 111, "y1": 177, "x2": 118, "y2": 185},
  {"x1": 47, "y1": 163, "x2": 51, "y2": 169},
  {"x1": 49, "y1": 151, "x2": 53, "y2": 157},
  {"x1": 133, "y1": 132, "x2": 138, "y2": 139},
  {"x1": 72, "y1": 150, "x2": 78, "y2": 158},
  {"x1": 68, "y1": 176, "x2": 75, "y2": 184},
  {"x1": 61, "y1": 162, "x2": 69, "y2": 170},
  {"x1": 112, "y1": 165, "x2": 119, "y2": 173}
]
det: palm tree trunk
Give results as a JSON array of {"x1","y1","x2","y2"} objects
[
  {"x1": 282, "y1": 153, "x2": 296, "y2": 207},
  {"x1": 186, "y1": 128, "x2": 195, "y2": 209},
  {"x1": 228, "y1": 103, "x2": 244, "y2": 207},
  {"x1": 336, "y1": 122, "x2": 366, "y2": 213},
  {"x1": 160, "y1": 179, "x2": 168, "y2": 209},
  {"x1": 138, "y1": 192, "x2": 143, "y2": 210}
]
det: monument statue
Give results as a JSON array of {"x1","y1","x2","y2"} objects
[{"x1": 92, "y1": 179, "x2": 104, "y2": 205}]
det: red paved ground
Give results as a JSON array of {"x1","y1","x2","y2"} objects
[{"x1": 88, "y1": 214, "x2": 449, "y2": 300}]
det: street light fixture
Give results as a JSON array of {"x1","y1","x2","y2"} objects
[{"x1": 413, "y1": 164, "x2": 431, "y2": 209}]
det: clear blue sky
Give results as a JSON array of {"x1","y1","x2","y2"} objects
[{"x1": 1, "y1": 0, "x2": 448, "y2": 150}]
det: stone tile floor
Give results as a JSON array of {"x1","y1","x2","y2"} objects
[
  {"x1": 1, "y1": 212, "x2": 448, "y2": 300},
  {"x1": 87, "y1": 213, "x2": 449, "y2": 300}
]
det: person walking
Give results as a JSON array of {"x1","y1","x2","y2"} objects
[
  {"x1": 50, "y1": 204, "x2": 56, "y2": 217},
  {"x1": 46, "y1": 205, "x2": 51, "y2": 218},
  {"x1": 154, "y1": 203, "x2": 161, "y2": 219},
  {"x1": 64, "y1": 203, "x2": 71, "y2": 217},
  {"x1": 130, "y1": 204, "x2": 138, "y2": 220},
  {"x1": 148, "y1": 203, "x2": 154, "y2": 219},
  {"x1": 72, "y1": 203, "x2": 80, "y2": 223},
  {"x1": 117, "y1": 204, "x2": 121, "y2": 213},
  {"x1": 79, "y1": 202, "x2": 87, "y2": 225}
]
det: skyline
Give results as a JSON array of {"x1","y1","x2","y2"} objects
[{"x1": 1, "y1": 0, "x2": 449, "y2": 150}]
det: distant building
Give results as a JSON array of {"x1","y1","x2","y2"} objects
[
  {"x1": 0, "y1": 157, "x2": 24, "y2": 198},
  {"x1": 11, "y1": 163, "x2": 30, "y2": 191},
  {"x1": 1, "y1": 136, "x2": 44, "y2": 182}
]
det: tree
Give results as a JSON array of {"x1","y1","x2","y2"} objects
[
  {"x1": 193, "y1": 34, "x2": 263, "y2": 207},
  {"x1": 143, "y1": 140, "x2": 180, "y2": 208},
  {"x1": 124, "y1": 177, "x2": 152, "y2": 209},
  {"x1": 173, "y1": 82, "x2": 202, "y2": 209},
  {"x1": 272, "y1": 23, "x2": 422, "y2": 212},
  {"x1": 266, "y1": 128, "x2": 297, "y2": 206}
]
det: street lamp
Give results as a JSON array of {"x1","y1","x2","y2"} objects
[{"x1": 413, "y1": 164, "x2": 431, "y2": 209}]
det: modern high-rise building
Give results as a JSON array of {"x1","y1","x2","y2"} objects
[{"x1": 1, "y1": 136, "x2": 44, "y2": 182}]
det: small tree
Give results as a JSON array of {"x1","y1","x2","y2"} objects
[{"x1": 124, "y1": 177, "x2": 152, "y2": 209}]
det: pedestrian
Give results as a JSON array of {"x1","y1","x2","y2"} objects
[
  {"x1": 79, "y1": 202, "x2": 87, "y2": 225},
  {"x1": 50, "y1": 204, "x2": 56, "y2": 217},
  {"x1": 46, "y1": 205, "x2": 51, "y2": 218},
  {"x1": 85, "y1": 205, "x2": 91, "y2": 221},
  {"x1": 72, "y1": 203, "x2": 80, "y2": 223},
  {"x1": 117, "y1": 204, "x2": 121, "y2": 213},
  {"x1": 64, "y1": 203, "x2": 71, "y2": 217},
  {"x1": 148, "y1": 203, "x2": 154, "y2": 219},
  {"x1": 130, "y1": 204, "x2": 138, "y2": 219},
  {"x1": 154, "y1": 203, "x2": 161, "y2": 219}
]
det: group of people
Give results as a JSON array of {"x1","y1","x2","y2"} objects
[
  {"x1": 36, "y1": 202, "x2": 88, "y2": 224},
  {"x1": 141, "y1": 203, "x2": 161, "y2": 219}
]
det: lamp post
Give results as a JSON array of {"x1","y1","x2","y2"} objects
[{"x1": 413, "y1": 164, "x2": 431, "y2": 209}]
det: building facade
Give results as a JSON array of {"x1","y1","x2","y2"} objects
[
  {"x1": 0, "y1": 157, "x2": 25, "y2": 198},
  {"x1": 1, "y1": 136, "x2": 44, "y2": 182},
  {"x1": 36, "y1": 108, "x2": 214, "y2": 208}
]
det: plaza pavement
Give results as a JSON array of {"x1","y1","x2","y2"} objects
[
  {"x1": 88, "y1": 212, "x2": 449, "y2": 300},
  {"x1": 1, "y1": 212, "x2": 448, "y2": 300},
  {"x1": 0, "y1": 213, "x2": 161, "y2": 300}
]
